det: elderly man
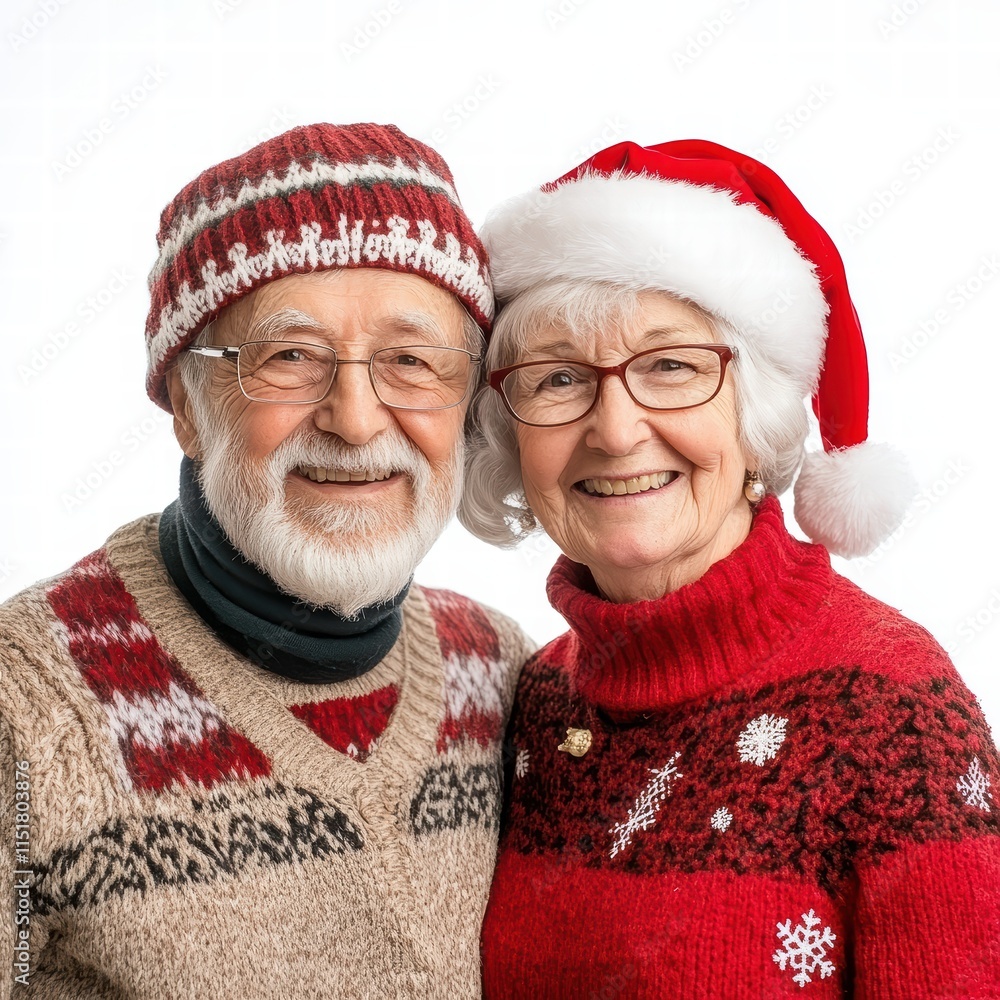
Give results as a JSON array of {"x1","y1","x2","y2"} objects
[{"x1": 0, "y1": 124, "x2": 532, "y2": 999}]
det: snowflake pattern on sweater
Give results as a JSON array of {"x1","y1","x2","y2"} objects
[
  {"x1": 710, "y1": 807, "x2": 733, "y2": 832},
  {"x1": 608, "y1": 753, "x2": 683, "y2": 858},
  {"x1": 482, "y1": 496, "x2": 1000, "y2": 999},
  {"x1": 958, "y1": 755, "x2": 993, "y2": 812},
  {"x1": 736, "y1": 713, "x2": 788, "y2": 765},
  {"x1": 503, "y1": 661, "x2": 1000, "y2": 887},
  {"x1": 773, "y1": 910, "x2": 837, "y2": 988},
  {"x1": 488, "y1": 656, "x2": 1000, "y2": 997}
]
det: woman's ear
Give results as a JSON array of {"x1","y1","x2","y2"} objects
[{"x1": 165, "y1": 367, "x2": 202, "y2": 461}]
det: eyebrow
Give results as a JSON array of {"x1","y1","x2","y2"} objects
[
  {"x1": 241, "y1": 308, "x2": 448, "y2": 344},
  {"x1": 374, "y1": 311, "x2": 448, "y2": 342},
  {"x1": 643, "y1": 324, "x2": 711, "y2": 340},
  {"x1": 526, "y1": 338, "x2": 580, "y2": 356},
  {"x1": 243, "y1": 307, "x2": 323, "y2": 343},
  {"x1": 526, "y1": 325, "x2": 710, "y2": 358}
]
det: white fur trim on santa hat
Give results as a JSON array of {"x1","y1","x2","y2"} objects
[
  {"x1": 481, "y1": 171, "x2": 830, "y2": 393},
  {"x1": 792, "y1": 441, "x2": 917, "y2": 558}
]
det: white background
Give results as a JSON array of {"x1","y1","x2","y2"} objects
[{"x1": 1, "y1": 0, "x2": 998, "y2": 736}]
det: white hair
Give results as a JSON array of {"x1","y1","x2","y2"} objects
[{"x1": 458, "y1": 278, "x2": 809, "y2": 547}]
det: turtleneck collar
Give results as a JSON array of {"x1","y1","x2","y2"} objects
[
  {"x1": 545, "y1": 495, "x2": 834, "y2": 715},
  {"x1": 158, "y1": 456, "x2": 409, "y2": 683}
]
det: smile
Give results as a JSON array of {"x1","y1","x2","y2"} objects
[
  {"x1": 295, "y1": 465, "x2": 395, "y2": 483},
  {"x1": 578, "y1": 471, "x2": 679, "y2": 496}
]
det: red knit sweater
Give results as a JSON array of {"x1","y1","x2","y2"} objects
[{"x1": 481, "y1": 497, "x2": 1000, "y2": 998}]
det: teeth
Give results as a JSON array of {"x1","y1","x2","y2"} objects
[
  {"x1": 296, "y1": 465, "x2": 392, "y2": 484},
  {"x1": 581, "y1": 471, "x2": 676, "y2": 496}
]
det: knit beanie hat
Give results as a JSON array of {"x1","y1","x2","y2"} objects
[
  {"x1": 480, "y1": 138, "x2": 915, "y2": 559},
  {"x1": 145, "y1": 122, "x2": 493, "y2": 413}
]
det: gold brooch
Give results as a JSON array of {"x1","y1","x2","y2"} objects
[{"x1": 557, "y1": 727, "x2": 593, "y2": 757}]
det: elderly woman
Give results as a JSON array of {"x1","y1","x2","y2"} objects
[{"x1": 462, "y1": 140, "x2": 1000, "y2": 997}]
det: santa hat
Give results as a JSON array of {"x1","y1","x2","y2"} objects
[
  {"x1": 145, "y1": 123, "x2": 492, "y2": 413},
  {"x1": 480, "y1": 138, "x2": 914, "y2": 558}
]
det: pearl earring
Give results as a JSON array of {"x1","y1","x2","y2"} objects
[{"x1": 744, "y1": 471, "x2": 766, "y2": 503}]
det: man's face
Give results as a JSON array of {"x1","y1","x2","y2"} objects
[{"x1": 166, "y1": 268, "x2": 473, "y2": 617}]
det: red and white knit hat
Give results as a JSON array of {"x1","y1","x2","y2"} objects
[
  {"x1": 480, "y1": 138, "x2": 914, "y2": 558},
  {"x1": 145, "y1": 122, "x2": 492, "y2": 413}
]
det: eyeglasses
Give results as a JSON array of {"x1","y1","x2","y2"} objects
[
  {"x1": 186, "y1": 341, "x2": 482, "y2": 409},
  {"x1": 488, "y1": 344, "x2": 736, "y2": 427}
]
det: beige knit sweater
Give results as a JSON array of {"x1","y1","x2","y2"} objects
[{"x1": 0, "y1": 514, "x2": 533, "y2": 999}]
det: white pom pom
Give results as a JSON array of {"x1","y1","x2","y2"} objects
[{"x1": 792, "y1": 441, "x2": 917, "y2": 558}]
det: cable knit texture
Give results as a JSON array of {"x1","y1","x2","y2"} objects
[
  {"x1": 0, "y1": 514, "x2": 533, "y2": 999},
  {"x1": 481, "y1": 496, "x2": 1000, "y2": 998}
]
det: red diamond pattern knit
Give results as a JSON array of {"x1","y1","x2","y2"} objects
[
  {"x1": 481, "y1": 497, "x2": 1000, "y2": 999},
  {"x1": 45, "y1": 548, "x2": 272, "y2": 792},
  {"x1": 288, "y1": 686, "x2": 399, "y2": 763}
]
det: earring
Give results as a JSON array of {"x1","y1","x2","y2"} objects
[{"x1": 744, "y1": 471, "x2": 766, "y2": 503}]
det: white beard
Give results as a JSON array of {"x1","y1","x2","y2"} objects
[{"x1": 195, "y1": 421, "x2": 462, "y2": 619}]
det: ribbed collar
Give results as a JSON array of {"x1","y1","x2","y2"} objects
[
  {"x1": 158, "y1": 456, "x2": 409, "y2": 683},
  {"x1": 546, "y1": 496, "x2": 834, "y2": 715}
]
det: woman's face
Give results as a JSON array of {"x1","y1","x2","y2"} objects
[{"x1": 514, "y1": 291, "x2": 754, "y2": 602}]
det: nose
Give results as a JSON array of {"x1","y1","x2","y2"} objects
[
  {"x1": 310, "y1": 359, "x2": 391, "y2": 444},
  {"x1": 583, "y1": 374, "x2": 653, "y2": 455}
]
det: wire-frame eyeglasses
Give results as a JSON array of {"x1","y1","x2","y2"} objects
[{"x1": 186, "y1": 341, "x2": 482, "y2": 409}]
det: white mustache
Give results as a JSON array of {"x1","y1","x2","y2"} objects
[{"x1": 268, "y1": 430, "x2": 425, "y2": 479}]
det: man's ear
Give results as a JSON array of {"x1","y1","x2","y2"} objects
[{"x1": 165, "y1": 366, "x2": 203, "y2": 460}]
